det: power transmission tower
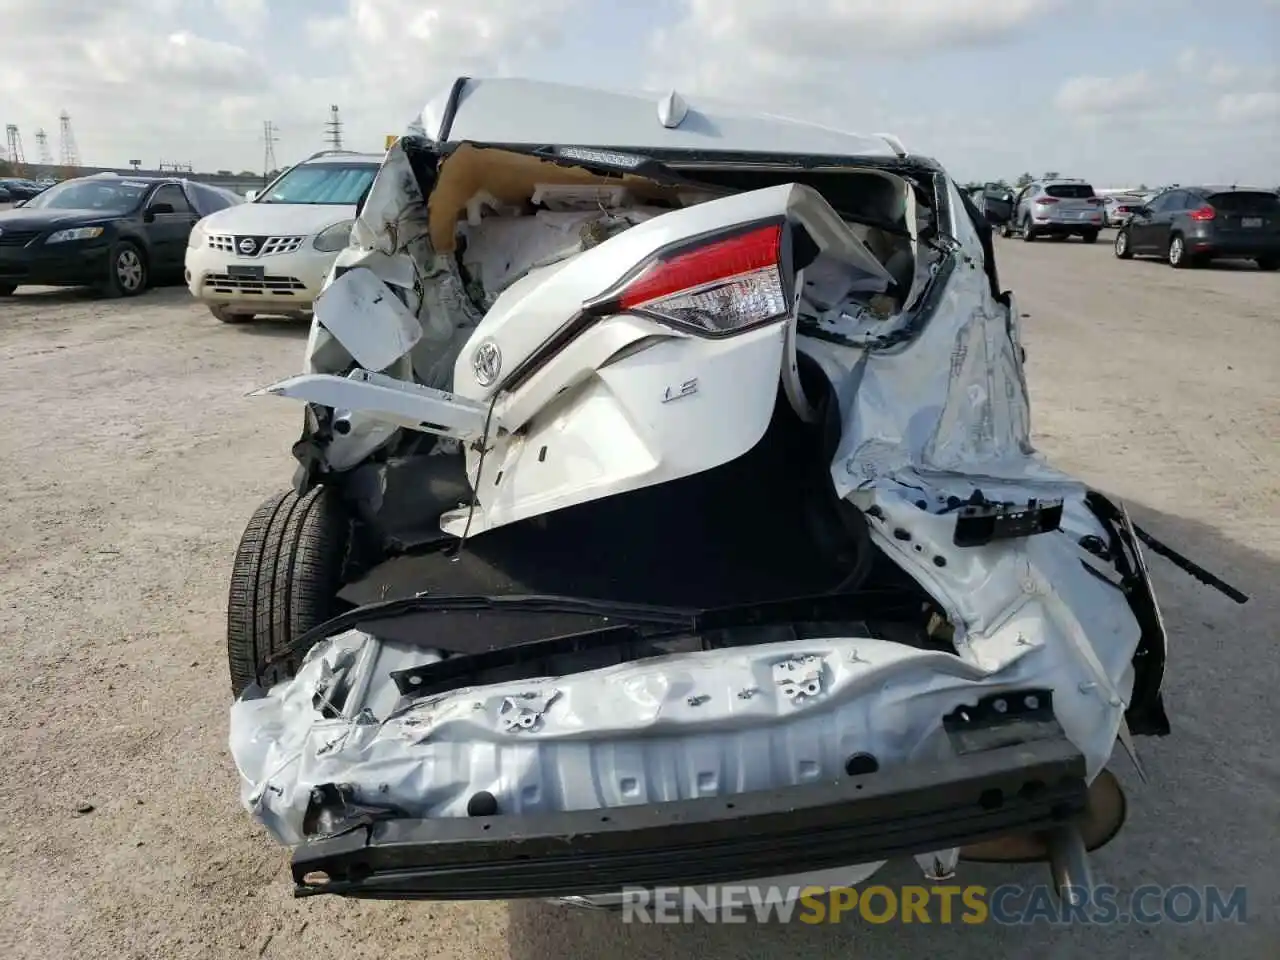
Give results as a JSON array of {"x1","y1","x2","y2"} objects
[
  {"x1": 35, "y1": 129, "x2": 53, "y2": 166},
  {"x1": 4, "y1": 125, "x2": 24, "y2": 166},
  {"x1": 58, "y1": 111, "x2": 81, "y2": 168},
  {"x1": 324, "y1": 105, "x2": 344, "y2": 150},
  {"x1": 262, "y1": 120, "x2": 279, "y2": 179}
]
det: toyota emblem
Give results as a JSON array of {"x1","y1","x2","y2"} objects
[
  {"x1": 471, "y1": 340, "x2": 502, "y2": 387},
  {"x1": 237, "y1": 237, "x2": 257, "y2": 254}
]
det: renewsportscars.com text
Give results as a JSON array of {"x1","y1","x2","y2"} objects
[{"x1": 620, "y1": 884, "x2": 1248, "y2": 925}]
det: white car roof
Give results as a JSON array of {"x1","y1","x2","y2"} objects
[
  {"x1": 418, "y1": 78, "x2": 905, "y2": 160},
  {"x1": 301, "y1": 151, "x2": 384, "y2": 165}
]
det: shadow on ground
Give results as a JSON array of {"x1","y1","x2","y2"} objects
[
  {"x1": 504, "y1": 495, "x2": 1277, "y2": 960},
  {"x1": 5, "y1": 279, "x2": 193, "y2": 303},
  {"x1": 227, "y1": 316, "x2": 311, "y2": 338}
]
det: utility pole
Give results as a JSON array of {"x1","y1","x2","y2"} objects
[
  {"x1": 262, "y1": 120, "x2": 278, "y2": 182},
  {"x1": 324, "y1": 105, "x2": 343, "y2": 150},
  {"x1": 35, "y1": 129, "x2": 53, "y2": 166},
  {"x1": 5, "y1": 125, "x2": 24, "y2": 168},
  {"x1": 58, "y1": 111, "x2": 81, "y2": 168}
]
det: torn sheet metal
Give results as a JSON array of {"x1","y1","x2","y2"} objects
[
  {"x1": 232, "y1": 550, "x2": 1133, "y2": 849},
  {"x1": 254, "y1": 369, "x2": 493, "y2": 440},
  {"x1": 313, "y1": 267, "x2": 422, "y2": 373}
]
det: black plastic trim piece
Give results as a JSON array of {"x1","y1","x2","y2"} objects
[
  {"x1": 290, "y1": 736, "x2": 1087, "y2": 900},
  {"x1": 1083, "y1": 491, "x2": 1171, "y2": 737},
  {"x1": 952, "y1": 498, "x2": 1064, "y2": 548}
]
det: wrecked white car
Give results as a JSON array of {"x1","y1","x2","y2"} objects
[{"x1": 226, "y1": 78, "x2": 1246, "y2": 907}]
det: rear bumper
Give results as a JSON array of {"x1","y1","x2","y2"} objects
[
  {"x1": 1186, "y1": 232, "x2": 1280, "y2": 258},
  {"x1": 1029, "y1": 217, "x2": 1102, "y2": 234},
  {"x1": 0, "y1": 243, "x2": 111, "y2": 286},
  {"x1": 291, "y1": 735, "x2": 1088, "y2": 901}
]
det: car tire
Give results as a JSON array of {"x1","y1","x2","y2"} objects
[
  {"x1": 1021, "y1": 217, "x2": 1036, "y2": 242},
  {"x1": 1081, "y1": 230, "x2": 1099, "y2": 244},
  {"x1": 101, "y1": 242, "x2": 148, "y2": 298},
  {"x1": 0, "y1": 283, "x2": 15, "y2": 296},
  {"x1": 1114, "y1": 229, "x2": 1133, "y2": 259},
  {"x1": 226, "y1": 487, "x2": 352, "y2": 698},
  {"x1": 1256, "y1": 257, "x2": 1279, "y2": 272},
  {"x1": 1168, "y1": 234, "x2": 1189, "y2": 269},
  {"x1": 210, "y1": 305, "x2": 255, "y2": 324}
]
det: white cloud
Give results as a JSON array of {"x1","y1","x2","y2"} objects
[
  {"x1": 0, "y1": 0, "x2": 583, "y2": 171},
  {"x1": 210, "y1": 0, "x2": 267, "y2": 35},
  {"x1": 0, "y1": 0, "x2": 1275, "y2": 185},
  {"x1": 1216, "y1": 90, "x2": 1280, "y2": 122},
  {"x1": 1054, "y1": 71, "x2": 1161, "y2": 116},
  {"x1": 648, "y1": 0, "x2": 1063, "y2": 109}
]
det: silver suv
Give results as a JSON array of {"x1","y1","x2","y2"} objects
[{"x1": 1004, "y1": 178, "x2": 1106, "y2": 243}]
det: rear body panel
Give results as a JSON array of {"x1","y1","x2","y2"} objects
[{"x1": 229, "y1": 78, "x2": 1177, "y2": 906}]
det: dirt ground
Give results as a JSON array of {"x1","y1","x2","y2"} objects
[{"x1": 1, "y1": 237, "x2": 1276, "y2": 959}]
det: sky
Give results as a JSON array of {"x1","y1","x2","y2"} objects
[{"x1": 1, "y1": 0, "x2": 1277, "y2": 187}]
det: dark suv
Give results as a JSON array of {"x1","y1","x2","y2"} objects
[{"x1": 1114, "y1": 186, "x2": 1280, "y2": 269}]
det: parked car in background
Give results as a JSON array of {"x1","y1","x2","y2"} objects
[
  {"x1": 0, "y1": 178, "x2": 48, "y2": 202},
  {"x1": 1005, "y1": 178, "x2": 1105, "y2": 242},
  {"x1": 972, "y1": 183, "x2": 1015, "y2": 229},
  {"x1": 0, "y1": 183, "x2": 10, "y2": 204},
  {"x1": 1114, "y1": 185, "x2": 1280, "y2": 269},
  {"x1": 1101, "y1": 194, "x2": 1145, "y2": 228},
  {"x1": 184, "y1": 149, "x2": 382, "y2": 323},
  {"x1": 0, "y1": 173, "x2": 243, "y2": 297}
]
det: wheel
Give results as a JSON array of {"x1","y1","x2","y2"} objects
[
  {"x1": 210, "y1": 305, "x2": 255, "y2": 324},
  {"x1": 100, "y1": 242, "x2": 148, "y2": 297},
  {"x1": 1081, "y1": 230, "x2": 1099, "y2": 244},
  {"x1": 1114, "y1": 229, "x2": 1133, "y2": 259},
  {"x1": 1021, "y1": 217, "x2": 1036, "y2": 242},
  {"x1": 1256, "y1": 257, "x2": 1279, "y2": 271},
  {"x1": 1168, "y1": 234, "x2": 1189, "y2": 268},
  {"x1": 226, "y1": 487, "x2": 352, "y2": 698},
  {"x1": 0, "y1": 283, "x2": 15, "y2": 296}
]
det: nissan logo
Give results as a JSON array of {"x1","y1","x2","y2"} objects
[{"x1": 237, "y1": 237, "x2": 257, "y2": 254}]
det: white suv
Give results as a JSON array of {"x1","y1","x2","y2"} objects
[{"x1": 185, "y1": 150, "x2": 382, "y2": 323}]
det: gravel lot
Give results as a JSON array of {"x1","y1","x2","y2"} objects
[{"x1": 1, "y1": 238, "x2": 1276, "y2": 959}]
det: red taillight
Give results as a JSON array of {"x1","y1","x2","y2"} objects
[
  {"x1": 616, "y1": 223, "x2": 788, "y2": 335},
  {"x1": 1189, "y1": 205, "x2": 1216, "y2": 221},
  {"x1": 1036, "y1": 197, "x2": 1059, "y2": 204}
]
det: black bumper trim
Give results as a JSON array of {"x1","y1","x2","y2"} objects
[{"x1": 291, "y1": 736, "x2": 1087, "y2": 900}]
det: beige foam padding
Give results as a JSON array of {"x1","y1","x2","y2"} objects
[{"x1": 428, "y1": 144, "x2": 684, "y2": 252}]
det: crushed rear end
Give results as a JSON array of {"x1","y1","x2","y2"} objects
[{"x1": 226, "y1": 79, "x2": 1244, "y2": 909}]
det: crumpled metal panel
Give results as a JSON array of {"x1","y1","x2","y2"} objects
[
  {"x1": 236, "y1": 151, "x2": 1147, "y2": 898},
  {"x1": 231, "y1": 491, "x2": 1137, "y2": 849},
  {"x1": 829, "y1": 179, "x2": 1072, "y2": 502}
]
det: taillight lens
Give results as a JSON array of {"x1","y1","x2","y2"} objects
[
  {"x1": 1189, "y1": 205, "x2": 1216, "y2": 221},
  {"x1": 1087, "y1": 198, "x2": 1104, "y2": 205},
  {"x1": 616, "y1": 223, "x2": 788, "y2": 335},
  {"x1": 1036, "y1": 197, "x2": 1059, "y2": 204}
]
